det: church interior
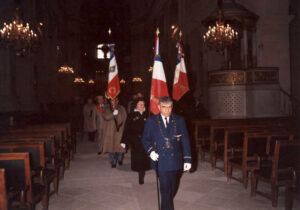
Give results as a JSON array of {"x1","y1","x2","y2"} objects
[{"x1": 0, "y1": 0, "x2": 299, "y2": 209}]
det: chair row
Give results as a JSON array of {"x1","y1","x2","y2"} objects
[
  {"x1": 192, "y1": 117, "x2": 298, "y2": 209},
  {"x1": 0, "y1": 122, "x2": 76, "y2": 210}
]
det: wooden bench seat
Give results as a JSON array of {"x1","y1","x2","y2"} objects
[
  {"x1": 251, "y1": 140, "x2": 300, "y2": 209},
  {"x1": 29, "y1": 123, "x2": 75, "y2": 159},
  {"x1": 0, "y1": 168, "x2": 8, "y2": 210},
  {"x1": 0, "y1": 128, "x2": 70, "y2": 171},
  {"x1": 192, "y1": 117, "x2": 294, "y2": 166},
  {"x1": 227, "y1": 129, "x2": 295, "y2": 188},
  {"x1": 0, "y1": 133, "x2": 65, "y2": 180},
  {"x1": 199, "y1": 118, "x2": 294, "y2": 173},
  {"x1": 212, "y1": 125, "x2": 269, "y2": 173},
  {"x1": 0, "y1": 153, "x2": 48, "y2": 210},
  {"x1": 0, "y1": 142, "x2": 59, "y2": 197}
]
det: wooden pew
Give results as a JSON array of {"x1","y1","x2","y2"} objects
[
  {"x1": 0, "y1": 136, "x2": 62, "y2": 194},
  {"x1": 0, "y1": 152, "x2": 48, "y2": 210},
  {"x1": 0, "y1": 128, "x2": 70, "y2": 170},
  {"x1": 29, "y1": 123, "x2": 75, "y2": 159},
  {"x1": 0, "y1": 168, "x2": 7, "y2": 210},
  {"x1": 0, "y1": 142, "x2": 58, "y2": 197},
  {"x1": 49, "y1": 122, "x2": 75, "y2": 154},
  {"x1": 0, "y1": 133, "x2": 65, "y2": 180},
  {"x1": 192, "y1": 119, "x2": 265, "y2": 167},
  {"x1": 211, "y1": 124, "x2": 268, "y2": 173},
  {"x1": 207, "y1": 118, "x2": 293, "y2": 173},
  {"x1": 192, "y1": 117, "x2": 294, "y2": 164},
  {"x1": 227, "y1": 130, "x2": 295, "y2": 188},
  {"x1": 191, "y1": 119, "x2": 211, "y2": 161},
  {"x1": 25, "y1": 126, "x2": 72, "y2": 169},
  {"x1": 251, "y1": 140, "x2": 300, "y2": 209}
]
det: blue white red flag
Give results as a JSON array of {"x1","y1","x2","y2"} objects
[
  {"x1": 150, "y1": 29, "x2": 169, "y2": 114},
  {"x1": 172, "y1": 42, "x2": 189, "y2": 101},
  {"x1": 107, "y1": 44, "x2": 120, "y2": 99}
]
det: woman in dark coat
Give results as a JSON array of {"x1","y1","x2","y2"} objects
[{"x1": 121, "y1": 98, "x2": 150, "y2": 184}]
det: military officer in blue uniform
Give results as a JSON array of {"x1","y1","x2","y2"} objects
[{"x1": 142, "y1": 96, "x2": 192, "y2": 210}]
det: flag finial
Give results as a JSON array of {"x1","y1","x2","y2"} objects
[
  {"x1": 156, "y1": 28, "x2": 160, "y2": 36},
  {"x1": 108, "y1": 28, "x2": 111, "y2": 35},
  {"x1": 179, "y1": 30, "x2": 182, "y2": 41}
]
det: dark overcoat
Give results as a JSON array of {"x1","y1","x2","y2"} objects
[{"x1": 122, "y1": 110, "x2": 150, "y2": 172}]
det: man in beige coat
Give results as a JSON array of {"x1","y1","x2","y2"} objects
[
  {"x1": 83, "y1": 98, "x2": 96, "y2": 141},
  {"x1": 102, "y1": 97, "x2": 127, "y2": 168},
  {"x1": 92, "y1": 96, "x2": 105, "y2": 155}
]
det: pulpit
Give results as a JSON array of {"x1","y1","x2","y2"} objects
[{"x1": 208, "y1": 67, "x2": 285, "y2": 119}]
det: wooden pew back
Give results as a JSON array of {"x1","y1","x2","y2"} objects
[
  {"x1": 273, "y1": 140, "x2": 300, "y2": 184},
  {"x1": 0, "y1": 168, "x2": 7, "y2": 210},
  {"x1": 0, "y1": 153, "x2": 31, "y2": 202},
  {"x1": 0, "y1": 142, "x2": 45, "y2": 169},
  {"x1": 0, "y1": 134, "x2": 55, "y2": 160}
]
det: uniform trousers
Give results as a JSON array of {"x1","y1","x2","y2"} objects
[{"x1": 158, "y1": 170, "x2": 182, "y2": 210}]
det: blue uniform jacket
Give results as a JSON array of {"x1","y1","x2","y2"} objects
[{"x1": 142, "y1": 114, "x2": 192, "y2": 171}]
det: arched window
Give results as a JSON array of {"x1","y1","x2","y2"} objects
[
  {"x1": 97, "y1": 44, "x2": 105, "y2": 59},
  {"x1": 96, "y1": 44, "x2": 110, "y2": 59}
]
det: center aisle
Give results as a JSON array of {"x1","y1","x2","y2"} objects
[{"x1": 37, "y1": 141, "x2": 292, "y2": 210}]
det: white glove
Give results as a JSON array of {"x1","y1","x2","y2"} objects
[
  {"x1": 120, "y1": 143, "x2": 126, "y2": 149},
  {"x1": 184, "y1": 163, "x2": 192, "y2": 172},
  {"x1": 150, "y1": 151, "x2": 159, "y2": 161},
  {"x1": 113, "y1": 109, "x2": 119, "y2": 116}
]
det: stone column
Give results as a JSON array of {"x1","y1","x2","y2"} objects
[
  {"x1": 243, "y1": 26, "x2": 248, "y2": 69},
  {"x1": 224, "y1": 47, "x2": 228, "y2": 69},
  {"x1": 240, "y1": 36, "x2": 244, "y2": 68},
  {"x1": 252, "y1": 28, "x2": 257, "y2": 67}
]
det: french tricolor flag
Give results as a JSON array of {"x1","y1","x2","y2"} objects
[
  {"x1": 107, "y1": 44, "x2": 120, "y2": 99},
  {"x1": 150, "y1": 29, "x2": 169, "y2": 114},
  {"x1": 172, "y1": 42, "x2": 189, "y2": 101}
]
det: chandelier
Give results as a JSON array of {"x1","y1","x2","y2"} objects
[
  {"x1": 203, "y1": 10, "x2": 238, "y2": 50},
  {"x1": 74, "y1": 77, "x2": 85, "y2": 83},
  {"x1": 132, "y1": 77, "x2": 142, "y2": 82},
  {"x1": 120, "y1": 79, "x2": 126, "y2": 84},
  {"x1": 58, "y1": 65, "x2": 74, "y2": 74},
  {"x1": 87, "y1": 79, "x2": 95, "y2": 84},
  {"x1": 0, "y1": 9, "x2": 38, "y2": 52}
]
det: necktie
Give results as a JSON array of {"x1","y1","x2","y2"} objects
[{"x1": 165, "y1": 117, "x2": 169, "y2": 129}]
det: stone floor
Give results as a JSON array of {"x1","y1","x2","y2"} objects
[{"x1": 36, "y1": 140, "x2": 300, "y2": 210}]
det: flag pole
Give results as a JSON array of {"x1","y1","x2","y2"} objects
[
  {"x1": 172, "y1": 29, "x2": 189, "y2": 101},
  {"x1": 179, "y1": 30, "x2": 182, "y2": 42},
  {"x1": 107, "y1": 28, "x2": 120, "y2": 132},
  {"x1": 148, "y1": 27, "x2": 160, "y2": 117},
  {"x1": 152, "y1": 27, "x2": 161, "y2": 210},
  {"x1": 154, "y1": 141, "x2": 161, "y2": 210}
]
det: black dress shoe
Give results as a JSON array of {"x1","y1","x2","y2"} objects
[
  {"x1": 139, "y1": 171, "x2": 145, "y2": 185},
  {"x1": 118, "y1": 161, "x2": 123, "y2": 166},
  {"x1": 111, "y1": 164, "x2": 116, "y2": 168}
]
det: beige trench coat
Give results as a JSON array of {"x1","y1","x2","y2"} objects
[
  {"x1": 101, "y1": 104, "x2": 127, "y2": 153},
  {"x1": 83, "y1": 104, "x2": 95, "y2": 132}
]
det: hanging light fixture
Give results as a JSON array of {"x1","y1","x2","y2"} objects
[
  {"x1": 132, "y1": 77, "x2": 143, "y2": 82},
  {"x1": 74, "y1": 77, "x2": 85, "y2": 83},
  {"x1": 58, "y1": 65, "x2": 74, "y2": 74},
  {"x1": 120, "y1": 79, "x2": 126, "y2": 84},
  {"x1": 87, "y1": 79, "x2": 95, "y2": 84},
  {"x1": 0, "y1": 7, "x2": 39, "y2": 52},
  {"x1": 203, "y1": 10, "x2": 238, "y2": 50}
]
